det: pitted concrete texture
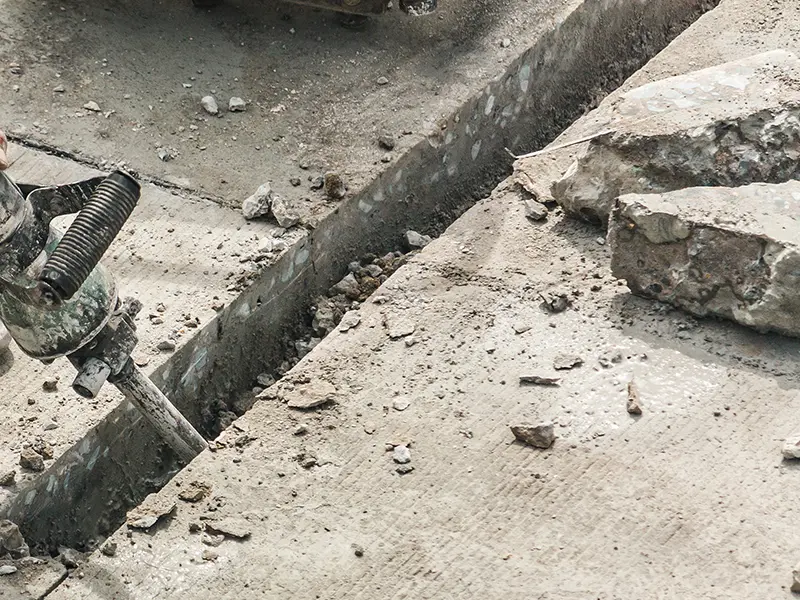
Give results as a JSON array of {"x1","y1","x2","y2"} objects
[
  {"x1": 43, "y1": 0, "x2": 800, "y2": 598},
  {"x1": 551, "y1": 50, "x2": 800, "y2": 224},
  {"x1": 609, "y1": 180, "x2": 800, "y2": 338},
  {"x1": 0, "y1": 144, "x2": 274, "y2": 516}
]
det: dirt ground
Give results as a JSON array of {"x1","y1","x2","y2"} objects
[
  {"x1": 40, "y1": 0, "x2": 800, "y2": 598},
  {"x1": 0, "y1": 0, "x2": 570, "y2": 204}
]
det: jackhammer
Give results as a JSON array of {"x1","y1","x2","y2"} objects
[{"x1": 0, "y1": 170, "x2": 207, "y2": 463}]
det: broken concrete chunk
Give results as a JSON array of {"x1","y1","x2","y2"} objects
[
  {"x1": 386, "y1": 316, "x2": 415, "y2": 339},
  {"x1": 19, "y1": 447, "x2": 44, "y2": 472},
  {"x1": 626, "y1": 380, "x2": 642, "y2": 415},
  {"x1": 338, "y1": 311, "x2": 361, "y2": 332},
  {"x1": 553, "y1": 354, "x2": 583, "y2": 370},
  {"x1": 0, "y1": 470, "x2": 15, "y2": 487},
  {"x1": 229, "y1": 97, "x2": 246, "y2": 112},
  {"x1": 100, "y1": 540, "x2": 117, "y2": 557},
  {"x1": 126, "y1": 495, "x2": 177, "y2": 530},
  {"x1": 553, "y1": 50, "x2": 800, "y2": 224},
  {"x1": 392, "y1": 445, "x2": 411, "y2": 464},
  {"x1": 201, "y1": 95, "x2": 219, "y2": 115},
  {"x1": 524, "y1": 198, "x2": 548, "y2": 221},
  {"x1": 511, "y1": 422, "x2": 555, "y2": 449},
  {"x1": 59, "y1": 548, "x2": 81, "y2": 569},
  {"x1": 405, "y1": 230, "x2": 432, "y2": 249},
  {"x1": 519, "y1": 375, "x2": 560, "y2": 386},
  {"x1": 609, "y1": 180, "x2": 800, "y2": 338},
  {"x1": 206, "y1": 518, "x2": 251, "y2": 540},
  {"x1": 392, "y1": 397, "x2": 410, "y2": 411},
  {"x1": 284, "y1": 380, "x2": 337, "y2": 409},
  {"x1": 332, "y1": 273, "x2": 361, "y2": 300},
  {"x1": 782, "y1": 436, "x2": 800, "y2": 460},
  {"x1": 271, "y1": 195, "x2": 300, "y2": 229},
  {"x1": 324, "y1": 172, "x2": 347, "y2": 200},
  {"x1": 178, "y1": 480, "x2": 212, "y2": 503},
  {"x1": 0, "y1": 520, "x2": 29, "y2": 558},
  {"x1": 0, "y1": 565, "x2": 17, "y2": 575},
  {"x1": 242, "y1": 183, "x2": 275, "y2": 221}
]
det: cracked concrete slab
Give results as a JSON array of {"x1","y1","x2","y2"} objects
[
  {"x1": 609, "y1": 180, "x2": 800, "y2": 338},
  {"x1": 40, "y1": 0, "x2": 800, "y2": 598}
]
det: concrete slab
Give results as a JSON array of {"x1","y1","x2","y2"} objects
[
  {"x1": 42, "y1": 0, "x2": 800, "y2": 597},
  {"x1": 609, "y1": 180, "x2": 800, "y2": 338}
]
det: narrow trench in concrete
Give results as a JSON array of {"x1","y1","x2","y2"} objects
[{"x1": 1, "y1": 0, "x2": 720, "y2": 557}]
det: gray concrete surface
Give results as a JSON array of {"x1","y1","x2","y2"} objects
[
  {"x1": 38, "y1": 0, "x2": 800, "y2": 597},
  {"x1": 610, "y1": 180, "x2": 800, "y2": 338}
]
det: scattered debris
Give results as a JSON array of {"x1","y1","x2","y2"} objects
[
  {"x1": 540, "y1": 292, "x2": 571, "y2": 313},
  {"x1": 31, "y1": 439, "x2": 54, "y2": 460},
  {"x1": 0, "y1": 471, "x2": 15, "y2": 487},
  {"x1": 626, "y1": 380, "x2": 643, "y2": 415},
  {"x1": 511, "y1": 422, "x2": 555, "y2": 449},
  {"x1": 324, "y1": 172, "x2": 347, "y2": 200},
  {"x1": 0, "y1": 565, "x2": 17, "y2": 576},
  {"x1": 405, "y1": 230, "x2": 432, "y2": 249},
  {"x1": 500, "y1": 37, "x2": 512, "y2": 48},
  {"x1": 519, "y1": 375, "x2": 560, "y2": 386},
  {"x1": 19, "y1": 447, "x2": 45, "y2": 472},
  {"x1": 229, "y1": 97, "x2": 246, "y2": 112},
  {"x1": 363, "y1": 422, "x2": 376, "y2": 435},
  {"x1": 42, "y1": 377, "x2": 59, "y2": 392},
  {"x1": 0, "y1": 520, "x2": 29, "y2": 558},
  {"x1": 178, "y1": 480, "x2": 212, "y2": 503},
  {"x1": 126, "y1": 495, "x2": 177, "y2": 530},
  {"x1": 157, "y1": 147, "x2": 173, "y2": 162},
  {"x1": 270, "y1": 194, "x2": 301, "y2": 228},
  {"x1": 283, "y1": 379, "x2": 337, "y2": 409},
  {"x1": 293, "y1": 424, "x2": 309, "y2": 436},
  {"x1": 782, "y1": 436, "x2": 800, "y2": 460},
  {"x1": 100, "y1": 540, "x2": 117, "y2": 557},
  {"x1": 201, "y1": 95, "x2": 219, "y2": 115},
  {"x1": 332, "y1": 273, "x2": 361, "y2": 299},
  {"x1": 203, "y1": 533, "x2": 225, "y2": 547},
  {"x1": 59, "y1": 548, "x2": 81, "y2": 569},
  {"x1": 553, "y1": 354, "x2": 583, "y2": 370},
  {"x1": 201, "y1": 549, "x2": 218, "y2": 561},
  {"x1": 376, "y1": 76, "x2": 389, "y2": 86},
  {"x1": 156, "y1": 340, "x2": 176, "y2": 352},
  {"x1": 378, "y1": 133, "x2": 396, "y2": 151},
  {"x1": 524, "y1": 198, "x2": 548, "y2": 221},
  {"x1": 513, "y1": 322, "x2": 532, "y2": 334},
  {"x1": 242, "y1": 183, "x2": 275, "y2": 221},
  {"x1": 396, "y1": 464, "x2": 414, "y2": 475},
  {"x1": 392, "y1": 397, "x2": 410, "y2": 411},
  {"x1": 386, "y1": 316, "x2": 415, "y2": 339},
  {"x1": 353, "y1": 544, "x2": 365, "y2": 557},
  {"x1": 392, "y1": 445, "x2": 412, "y2": 464},
  {"x1": 206, "y1": 518, "x2": 252, "y2": 540},
  {"x1": 83, "y1": 101, "x2": 101, "y2": 112},
  {"x1": 338, "y1": 311, "x2": 361, "y2": 332}
]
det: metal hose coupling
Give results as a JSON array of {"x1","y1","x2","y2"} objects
[{"x1": 38, "y1": 171, "x2": 140, "y2": 305}]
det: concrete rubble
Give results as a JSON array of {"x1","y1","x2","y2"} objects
[
  {"x1": 609, "y1": 180, "x2": 800, "y2": 338},
  {"x1": 552, "y1": 50, "x2": 800, "y2": 224}
]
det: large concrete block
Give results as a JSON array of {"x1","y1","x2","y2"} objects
[
  {"x1": 609, "y1": 180, "x2": 800, "y2": 338},
  {"x1": 552, "y1": 50, "x2": 800, "y2": 225}
]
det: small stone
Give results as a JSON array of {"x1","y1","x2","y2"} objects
[
  {"x1": 59, "y1": 548, "x2": 81, "y2": 569},
  {"x1": 202, "y1": 533, "x2": 225, "y2": 547},
  {"x1": 126, "y1": 497, "x2": 177, "y2": 530},
  {"x1": 42, "y1": 378, "x2": 59, "y2": 392},
  {"x1": 290, "y1": 177, "x2": 302, "y2": 187},
  {"x1": 524, "y1": 198, "x2": 548, "y2": 221},
  {"x1": 363, "y1": 422, "x2": 376, "y2": 435},
  {"x1": 519, "y1": 375, "x2": 560, "y2": 386},
  {"x1": 19, "y1": 447, "x2": 44, "y2": 472},
  {"x1": 293, "y1": 424, "x2": 308, "y2": 436},
  {"x1": 200, "y1": 95, "x2": 219, "y2": 115},
  {"x1": 0, "y1": 520, "x2": 29, "y2": 558},
  {"x1": 378, "y1": 133, "x2": 396, "y2": 151},
  {"x1": 553, "y1": 355, "x2": 583, "y2": 370},
  {"x1": 626, "y1": 380, "x2": 643, "y2": 415},
  {"x1": 178, "y1": 480, "x2": 211, "y2": 503},
  {"x1": 300, "y1": 456, "x2": 317, "y2": 469},
  {"x1": 513, "y1": 322, "x2": 531, "y2": 335},
  {"x1": 376, "y1": 76, "x2": 389, "y2": 86},
  {"x1": 338, "y1": 311, "x2": 361, "y2": 332},
  {"x1": 782, "y1": 436, "x2": 800, "y2": 460},
  {"x1": 271, "y1": 195, "x2": 300, "y2": 228},
  {"x1": 228, "y1": 97, "x2": 246, "y2": 112},
  {"x1": 156, "y1": 340, "x2": 176, "y2": 352},
  {"x1": 392, "y1": 397, "x2": 410, "y2": 412},
  {"x1": 201, "y1": 549, "x2": 218, "y2": 561},
  {"x1": 353, "y1": 544, "x2": 365, "y2": 557},
  {"x1": 206, "y1": 518, "x2": 251, "y2": 540},
  {"x1": 0, "y1": 565, "x2": 17, "y2": 575},
  {"x1": 242, "y1": 183, "x2": 275, "y2": 220},
  {"x1": 396, "y1": 464, "x2": 414, "y2": 475},
  {"x1": 324, "y1": 172, "x2": 347, "y2": 200},
  {"x1": 285, "y1": 380, "x2": 337, "y2": 409},
  {"x1": 540, "y1": 292, "x2": 571, "y2": 313},
  {"x1": 157, "y1": 147, "x2": 173, "y2": 162},
  {"x1": 310, "y1": 176, "x2": 324, "y2": 191},
  {"x1": 0, "y1": 471, "x2": 15, "y2": 486},
  {"x1": 792, "y1": 561, "x2": 800, "y2": 593},
  {"x1": 32, "y1": 439, "x2": 54, "y2": 460},
  {"x1": 100, "y1": 540, "x2": 117, "y2": 557},
  {"x1": 405, "y1": 230, "x2": 432, "y2": 249},
  {"x1": 332, "y1": 273, "x2": 361, "y2": 300},
  {"x1": 500, "y1": 38, "x2": 511, "y2": 48},
  {"x1": 511, "y1": 422, "x2": 555, "y2": 449},
  {"x1": 386, "y1": 316, "x2": 415, "y2": 340},
  {"x1": 189, "y1": 522, "x2": 202, "y2": 533},
  {"x1": 392, "y1": 445, "x2": 411, "y2": 464},
  {"x1": 83, "y1": 101, "x2": 101, "y2": 112}
]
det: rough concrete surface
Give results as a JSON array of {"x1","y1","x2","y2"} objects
[
  {"x1": 610, "y1": 180, "x2": 800, "y2": 338},
  {"x1": 551, "y1": 50, "x2": 800, "y2": 224},
  {"x1": 38, "y1": 0, "x2": 800, "y2": 598}
]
